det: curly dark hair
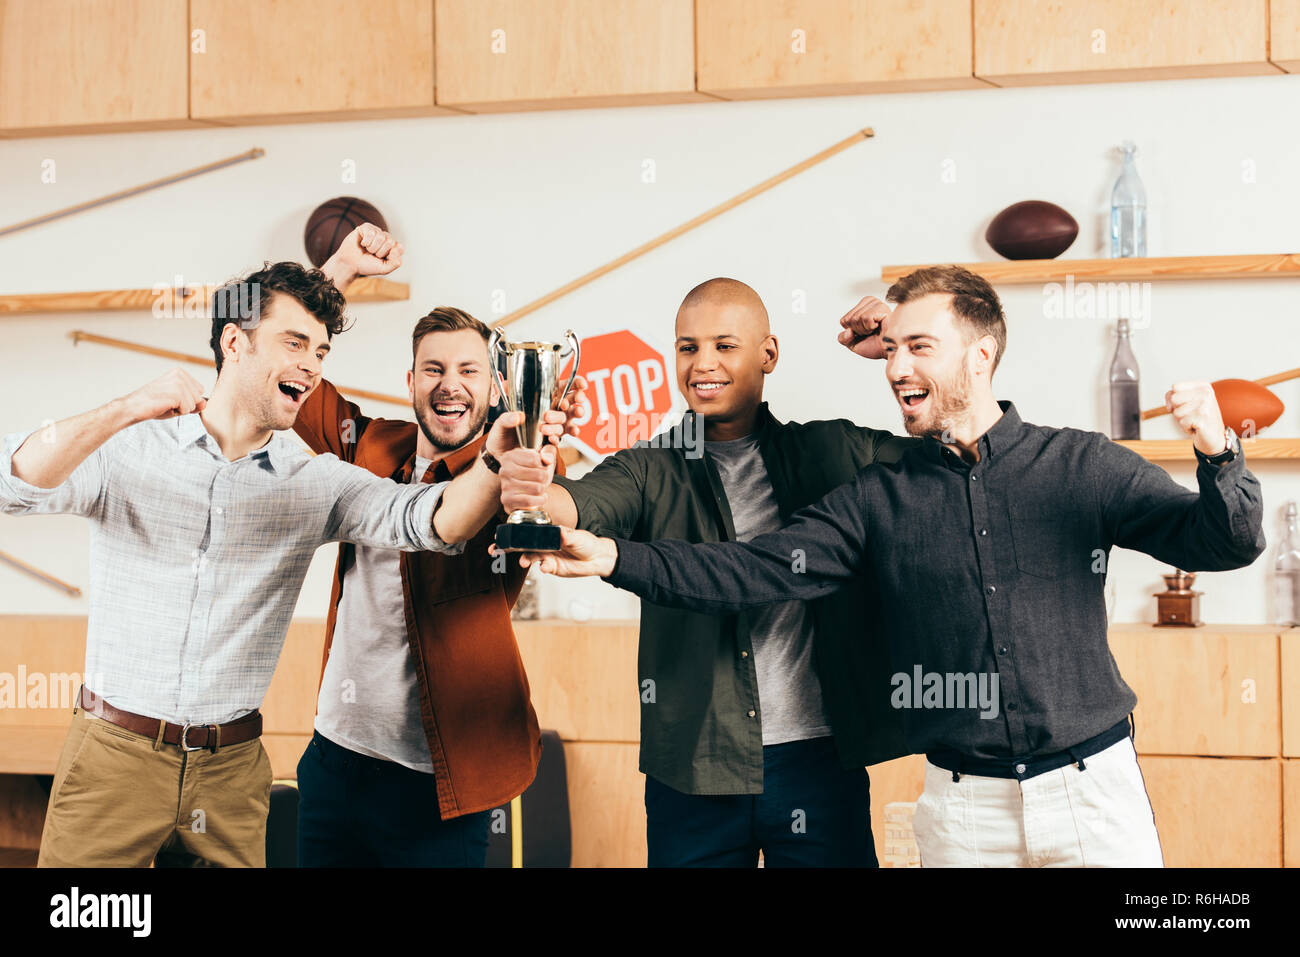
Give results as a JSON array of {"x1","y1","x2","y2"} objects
[{"x1": 209, "y1": 261, "x2": 350, "y2": 373}]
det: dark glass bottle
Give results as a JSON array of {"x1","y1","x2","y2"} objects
[{"x1": 1109, "y1": 319, "x2": 1140, "y2": 440}]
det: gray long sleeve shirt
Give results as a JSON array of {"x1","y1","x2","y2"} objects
[{"x1": 605, "y1": 401, "x2": 1266, "y2": 760}]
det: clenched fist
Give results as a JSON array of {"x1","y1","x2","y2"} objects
[
  {"x1": 499, "y1": 444, "x2": 557, "y2": 514},
  {"x1": 320, "y1": 223, "x2": 404, "y2": 289},
  {"x1": 122, "y1": 368, "x2": 207, "y2": 423},
  {"x1": 1165, "y1": 381, "x2": 1228, "y2": 456},
  {"x1": 837, "y1": 295, "x2": 891, "y2": 360}
]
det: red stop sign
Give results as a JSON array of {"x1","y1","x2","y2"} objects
[{"x1": 563, "y1": 330, "x2": 673, "y2": 458}]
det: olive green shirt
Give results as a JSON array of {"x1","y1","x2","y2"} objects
[{"x1": 555, "y1": 403, "x2": 917, "y2": 795}]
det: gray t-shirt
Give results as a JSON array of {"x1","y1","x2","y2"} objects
[
  {"x1": 315, "y1": 456, "x2": 434, "y2": 773},
  {"x1": 705, "y1": 434, "x2": 832, "y2": 746}
]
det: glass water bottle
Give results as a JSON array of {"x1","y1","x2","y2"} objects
[{"x1": 1111, "y1": 141, "x2": 1148, "y2": 258}]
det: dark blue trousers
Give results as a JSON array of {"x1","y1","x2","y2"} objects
[
  {"x1": 296, "y1": 731, "x2": 490, "y2": 868},
  {"x1": 645, "y1": 736, "x2": 877, "y2": 868}
]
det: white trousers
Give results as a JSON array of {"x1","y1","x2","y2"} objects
[{"x1": 911, "y1": 736, "x2": 1164, "y2": 867}]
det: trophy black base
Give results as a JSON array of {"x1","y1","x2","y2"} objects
[{"x1": 495, "y1": 522, "x2": 563, "y2": 552}]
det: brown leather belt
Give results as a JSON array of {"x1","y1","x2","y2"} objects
[{"x1": 78, "y1": 686, "x2": 262, "y2": 753}]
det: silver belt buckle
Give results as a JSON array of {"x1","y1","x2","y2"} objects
[{"x1": 179, "y1": 722, "x2": 209, "y2": 752}]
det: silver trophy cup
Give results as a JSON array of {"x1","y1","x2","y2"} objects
[{"x1": 489, "y1": 327, "x2": 580, "y2": 551}]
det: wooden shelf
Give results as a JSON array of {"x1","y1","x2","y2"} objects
[
  {"x1": 1117, "y1": 438, "x2": 1300, "y2": 463},
  {"x1": 0, "y1": 276, "x2": 408, "y2": 315},
  {"x1": 881, "y1": 254, "x2": 1300, "y2": 285}
]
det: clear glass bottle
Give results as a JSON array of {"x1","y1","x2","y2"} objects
[
  {"x1": 1109, "y1": 318, "x2": 1140, "y2": 440},
  {"x1": 1110, "y1": 141, "x2": 1148, "y2": 258},
  {"x1": 1276, "y1": 501, "x2": 1300, "y2": 627}
]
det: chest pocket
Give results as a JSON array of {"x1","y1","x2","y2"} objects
[
  {"x1": 411, "y1": 520, "x2": 501, "y2": 606},
  {"x1": 1009, "y1": 505, "x2": 1077, "y2": 581}
]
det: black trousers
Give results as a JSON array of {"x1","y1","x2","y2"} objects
[{"x1": 296, "y1": 731, "x2": 490, "y2": 868}]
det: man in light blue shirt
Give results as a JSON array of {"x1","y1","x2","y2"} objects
[{"x1": 0, "y1": 252, "x2": 561, "y2": 867}]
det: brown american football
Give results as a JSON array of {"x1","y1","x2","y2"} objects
[{"x1": 985, "y1": 200, "x2": 1079, "y2": 260}]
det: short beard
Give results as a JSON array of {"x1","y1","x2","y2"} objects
[
  {"x1": 415, "y1": 398, "x2": 490, "y2": 453},
  {"x1": 906, "y1": 360, "x2": 973, "y2": 442}
]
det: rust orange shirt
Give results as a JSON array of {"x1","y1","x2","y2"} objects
[{"x1": 294, "y1": 379, "x2": 551, "y2": 818}]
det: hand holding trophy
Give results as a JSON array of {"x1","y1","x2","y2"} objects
[{"x1": 489, "y1": 327, "x2": 581, "y2": 552}]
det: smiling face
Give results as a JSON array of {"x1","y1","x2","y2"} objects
[
  {"x1": 219, "y1": 293, "x2": 331, "y2": 432},
  {"x1": 674, "y1": 284, "x2": 777, "y2": 431},
  {"x1": 407, "y1": 327, "x2": 496, "y2": 455},
  {"x1": 882, "y1": 292, "x2": 992, "y2": 440}
]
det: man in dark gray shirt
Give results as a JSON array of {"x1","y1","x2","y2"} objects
[{"x1": 512, "y1": 265, "x2": 1266, "y2": 867}]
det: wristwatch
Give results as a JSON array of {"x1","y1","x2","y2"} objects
[
  {"x1": 480, "y1": 447, "x2": 502, "y2": 474},
  {"x1": 1197, "y1": 427, "x2": 1240, "y2": 466}
]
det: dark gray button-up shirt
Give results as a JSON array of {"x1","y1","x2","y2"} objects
[{"x1": 605, "y1": 401, "x2": 1266, "y2": 760}]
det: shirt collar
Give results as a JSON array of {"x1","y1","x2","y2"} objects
[
  {"x1": 680, "y1": 401, "x2": 778, "y2": 446},
  {"x1": 980, "y1": 400, "x2": 1022, "y2": 458},
  {"x1": 923, "y1": 399, "x2": 1022, "y2": 466},
  {"x1": 398, "y1": 432, "x2": 486, "y2": 483},
  {"x1": 174, "y1": 413, "x2": 284, "y2": 472}
]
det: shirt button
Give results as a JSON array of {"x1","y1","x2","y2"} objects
[
  {"x1": 986, "y1": 585, "x2": 996, "y2": 595},
  {"x1": 1015, "y1": 763, "x2": 1026, "y2": 775},
  {"x1": 979, "y1": 528, "x2": 988, "y2": 536},
  {"x1": 1006, "y1": 701, "x2": 1018, "y2": 712},
  {"x1": 971, "y1": 474, "x2": 978, "y2": 482},
  {"x1": 747, "y1": 710, "x2": 756, "y2": 718},
  {"x1": 215, "y1": 507, "x2": 224, "y2": 515},
  {"x1": 997, "y1": 645, "x2": 1009, "y2": 655},
  {"x1": 740, "y1": 651, "x2": 749, "y2": 658}
]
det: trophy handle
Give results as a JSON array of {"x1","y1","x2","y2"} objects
[
  {"x1": 556, "y1": 330, "x2": 580, "y2": 406},
  {"x1": 488, "y1": 327, "x2": 513, "y2": 412}
]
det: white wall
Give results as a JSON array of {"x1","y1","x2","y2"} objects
[{"x1": 2, "y1": 73, "x2": 1298, "y2": 625}]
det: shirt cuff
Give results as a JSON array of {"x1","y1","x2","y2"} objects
[
  {"x1": 409, "y1": 481, "x2": 466, "y2": 555},
  {"x1": 0, "y1": 429, "x2": 53, "y2": 507},
  {"x1": 602, "y1": 537, "x2": 639, "y2": 588}
]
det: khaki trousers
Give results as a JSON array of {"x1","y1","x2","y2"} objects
[{"x1": 37, "y1": 705, "x2": 272, "y2": 868}]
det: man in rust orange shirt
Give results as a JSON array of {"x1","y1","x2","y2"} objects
[{"x1": 297, "y1": 226, "x2": 583, "y2": 866}]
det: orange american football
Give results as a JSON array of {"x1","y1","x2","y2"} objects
[{"x1": 1212, "y1": 378, "x2": 1284, "y2": 436}]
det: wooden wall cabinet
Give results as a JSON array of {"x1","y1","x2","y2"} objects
[
  {"x1": 189, "y1": 0, "x2": 447, "y2": 124},
  {"x1": 1273, "y1": 0, "x2": 1300, "y2": 72},
  {"x1": 434, "y1": 0, "x2": 704, "y2": 112},
  {"x1": 0, "y1": 0, "x2": 192, "y2": 136},
  {"x1": 1109, "y1": 624, "x2": 1281, "y2": 757},
  {"x1": 974, "y1": 0, "x2": 1280, "y2": 86},
  {"x1": 1141, "y1": 756, "x2": 1282, "y2": 867},
  {"x1": 1282, "y1": 629, "x2": 1300, "y2": 756},
  {"x1": 1286, "y1": 760, "x2": 1300, "y2": 866},
  {"x1": 696, "y1": 0, "x2": 983, "y2": 99}
]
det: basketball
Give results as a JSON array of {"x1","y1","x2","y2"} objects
[{"x1": 304, "y1": 197, "x2": 388, "y2": 267}]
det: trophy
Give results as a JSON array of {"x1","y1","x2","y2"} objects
[{"x1": 489, "y1": 327, "x2": 580, "y2": 552}]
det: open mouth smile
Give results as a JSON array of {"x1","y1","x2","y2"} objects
[
  {"x1": 895, "y1": 385, "x2": 930, "y2": 412},
  {"x1": 278, "y1": 380, "x2": 310, "y2": 406},
  {"x1": 432, "y1": 400, "x2": 469, "y2": 425}
]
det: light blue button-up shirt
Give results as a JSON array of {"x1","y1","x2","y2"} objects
[{"x1": 0, "y1": 413, "x2": 461, "y2": 725}]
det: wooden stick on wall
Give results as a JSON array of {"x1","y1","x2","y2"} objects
[
  {"x1": 1141, "y1": 366, "x2": 1300, "y2": 420},
  {"x1": 496, "y1": 127, "x2": 876, "y2": 328},
  {"x1": 70, "y1": 331, "x2": 411, "y2": 408},
  {"x1": 0, "y1": 149, "x2": 266, "y2": 238},
  {"x1": 0, "y1": 550, "x2": 81, "y2": 597}
]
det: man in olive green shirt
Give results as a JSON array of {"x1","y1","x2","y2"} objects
[{"x1": 540, "y1": 280, "x2": 912, "y2": 867}]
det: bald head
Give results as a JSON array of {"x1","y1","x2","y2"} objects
[
  {"x1": 673, "y1": 278, "x2": 778, "y2": 434},
  {"x1": 677, "y1": 277, "x2": 770, "y2": 336}
]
